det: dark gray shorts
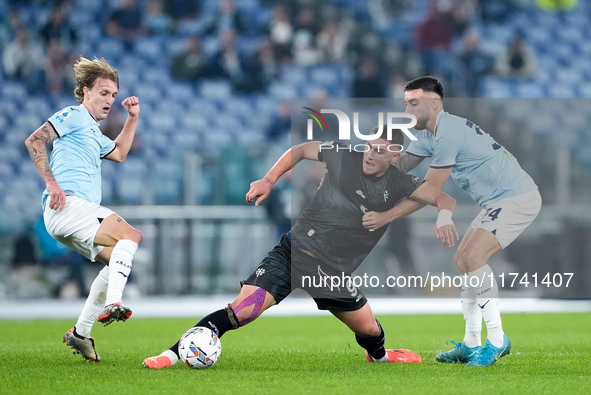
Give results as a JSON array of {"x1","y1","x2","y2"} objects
[{"x1": 242, "y1": 232, "x2": 367, "y2": 312}]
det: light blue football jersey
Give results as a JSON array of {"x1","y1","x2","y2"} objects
[
  {"x1": 406, "y1": 111, "x2": 537, "y2": 207},
  {"x1": 42, "y1": 105, "x2": 116, "y2": 208}
]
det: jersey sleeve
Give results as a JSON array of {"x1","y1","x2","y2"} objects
[
  {"x1": 406, "y1": 134, "x2": 431, "y2": 157},
  {"x1": 430, "y1": 123, "x2": 463, "y2": 168},
  {"x1": 99, "y1": 134, "x2": 116, "y2": 158},
  {"x1": 48, "y1": 107, "x2": 77, "y2": 137}
]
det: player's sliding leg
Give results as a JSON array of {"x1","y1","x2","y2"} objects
[
  {"x1": 143, "y1": 286, "x2": 277, "y2": 369},
  {"x1": 63, "y1": 266, "x2": 109, "y2": 362},
  {"x1": 331, "y1": 303, "x2": 421, "y2": 363}
]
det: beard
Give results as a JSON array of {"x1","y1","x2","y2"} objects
[{"x1": 413, "y1": 116, "x2": 429, "y2": 130}]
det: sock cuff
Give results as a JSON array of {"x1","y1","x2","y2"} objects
[
  {"x1": 113, "y1": 239, "x2": 139, "y2": 258},
  {"x1": 225, "y1": 305, "x2": 240, "y2": 330},
  {"x1": 467, "y1": 264, "x2": 493, "y2": 278}
]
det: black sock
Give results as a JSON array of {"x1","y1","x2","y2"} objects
[
  {"x1": 355, "y1": 320, "x2": 386, "y2": 360},
  {"x1": 169, "y1": 306, "x2": 239, "y2": 357}
]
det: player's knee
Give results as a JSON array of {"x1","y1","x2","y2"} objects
[
  {"x1": 119, "y1": 228, "x2": 143, "y2": 245},
  {"x1": 355, "y1": 320, "x2": 381, "y2": 337},
  {"x1": 460, "y1": 248, "x2": 482, "y2": 272},
  {"x1": 129, "y1": 229, "x2": 143, "y2": 245}
]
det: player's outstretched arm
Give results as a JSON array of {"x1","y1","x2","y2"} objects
[
  {"x1": 246, "y1": 141, "x2": 321, "y2": 206},
  {"x1": 413, "y1": 184, "x2": 459, "y2": 247},
  {"x1": 362, "y1": 199, "x2": 425, "y2": 230},
  {"x1": 25, "y1": 122, "x2": 66, "y2": 211},
  {"x1": 105, "y1": 96, "x2": 140, "y2": 163}
]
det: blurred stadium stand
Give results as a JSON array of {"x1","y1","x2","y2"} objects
[{"x1": 1, "y1": 0, "x2": 591, "y2": 299}]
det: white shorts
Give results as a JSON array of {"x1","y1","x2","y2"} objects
[
  {"x1": 43, "y1": 196, "x2": 115, "y2": 261},
  {"x1": 471, "y1": 189, "x2": 542, "y2": 249}
]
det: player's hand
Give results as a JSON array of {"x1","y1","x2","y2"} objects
[
  {"x1": 47, "y1": 180, "x2": 67, "y2": 211},
  {"x1": 121, "y1": 96, "x2": 140, "y2": 117},
  {"x1": 433, "y1": 224, "x2": 459, "y2": 247},
  {"x1": 362, "y1": 211, "x2": 389, "y2": 231},
  {"x1": 246, "y1": 178, "x2": 273, "y2": 206}
]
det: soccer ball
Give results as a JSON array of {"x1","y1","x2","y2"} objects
[{"x1": 178, "y1": 326, "x2": 222, "y2": 369}]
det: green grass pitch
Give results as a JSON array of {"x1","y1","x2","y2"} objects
[{"x1": 1, "y1": 312, "x2": 589, "y2": 394}]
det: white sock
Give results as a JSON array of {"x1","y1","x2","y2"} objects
[
  {"x1": 161, "y1": 349, "x2": 179, "y2": 366},
  {"x1": 461, "y1": 287, "x2": 482, "y2": 348},
  {"x1": 469, "y1": 264, "x2": 504, "y2": 347},
  {"x1": 105, "y1": 240, "x2": 138, "y2": 305},
  {"x1": 75, "y1": 266, "x2": 109, "y2": 338}
]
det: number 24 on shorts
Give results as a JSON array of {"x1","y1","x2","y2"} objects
[{"x1": 486, "y1": 208, "x2": 502, "y2": 221}]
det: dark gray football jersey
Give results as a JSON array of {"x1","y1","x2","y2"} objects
[{"x1": 291, "y1": 142, "x2": 427, "y2": 274}]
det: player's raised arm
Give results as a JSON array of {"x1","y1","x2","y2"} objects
[
  {"x1": 246, "y1": 141, "x2": 321, "y2": 206},
  {"x1": 104, "y1": 96, "x2": 140, "y2": 163},
  {"x1": 25, "y1": 122, "x2": 66, "y2": 211}
]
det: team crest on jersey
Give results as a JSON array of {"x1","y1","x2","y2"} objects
[
  {"x1": 412, "y1": 176, "x2": 421, "y2": 184},
  {"x1": 384, "y1": 190, "x2": 389, "y2": 202},
  {"x1": 55, "y1": 110, "x2": 71, "y2": 123},
  {"x1": 356, "y1": 190, "x2": 366, "y2": 199}
]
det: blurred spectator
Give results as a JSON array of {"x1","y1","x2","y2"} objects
[
  {"x1": 266, "y1": 100, "x2": 291, "y2": 142},
  {"x1": 317, "y1": 21, "x2": 350, "y2": 63},
  {"x1": 247, "y1": 40, "x2": 279, "y2": 93},
  {"x1": 39, "y1": 3, "x2": 78, "y2": 49},
  {"x1": 294, "y1": 6, "x2": 320, "y2": 37},
  {"x1": 495, "y1": 34, "x2": 537, "y2": 79},
  {"x1": 0, "y1": 9, "x2": 21, "y2": 47},
  {"x1": 369, "y1": 0, "x2": 408, "y2": 25},
  {"x1": 105, "y1": 0, "x2": 146, "y2": 47},
  {"x1": 163, "y1": 0, "x2": 200, "y2": 22},
  {"x1": 144, "y1": 0, "x2": 174, "y2": 36},
  {"x1": 211, "y1": 29, "x2": 249, "y2": 92},
  {"x1": 44, "y1": 38, "x2": 76, "y2": 97},
  {"x1": 447, "y1": 0, "x2": 477, "y2": 38},
  {"x1": 352, "y1": 57, "x2": 385, "y2": 98},
  {"x1": 457, "y1": 29, "x2": 494, "y2": 96},
  {"x1": 101, "y1": 106, "x2": 142, "y2": 155},
  {"x1": 268, "y1": 4, "x2": 293, "y2": 63},
  {"x1": 387, "y1": 72, "x2": 408, "y2": 98},
  {"x1": 414, "y1": 1, "x2": 453, "y2": 76},
  {"x1": 206, "y1": 0, "x2": 245, "y2": 36},
  {"x1": 291, "y1": 6, "x2": 322, "y2": 66},
  {"x1": 292, "y1": 30, "x2": 321, "y2": 66},
  {"x1": 170, "y1": 35, "x2": 212, "y2": 82},
  {"x1": 2, "y1": 26, "x2": 45, "y2": 92}
]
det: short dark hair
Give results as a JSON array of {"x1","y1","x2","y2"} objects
[
  {"x1": 404, "y1": 75, "x2": 444, "y2": 99},
  {"x1": 370, "y1": 125, "x2": 404, "y2": 146}
]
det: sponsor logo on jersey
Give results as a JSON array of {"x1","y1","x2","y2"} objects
[{"x1": 55, "y1": 110, "x2": 71, "y2": 123}]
